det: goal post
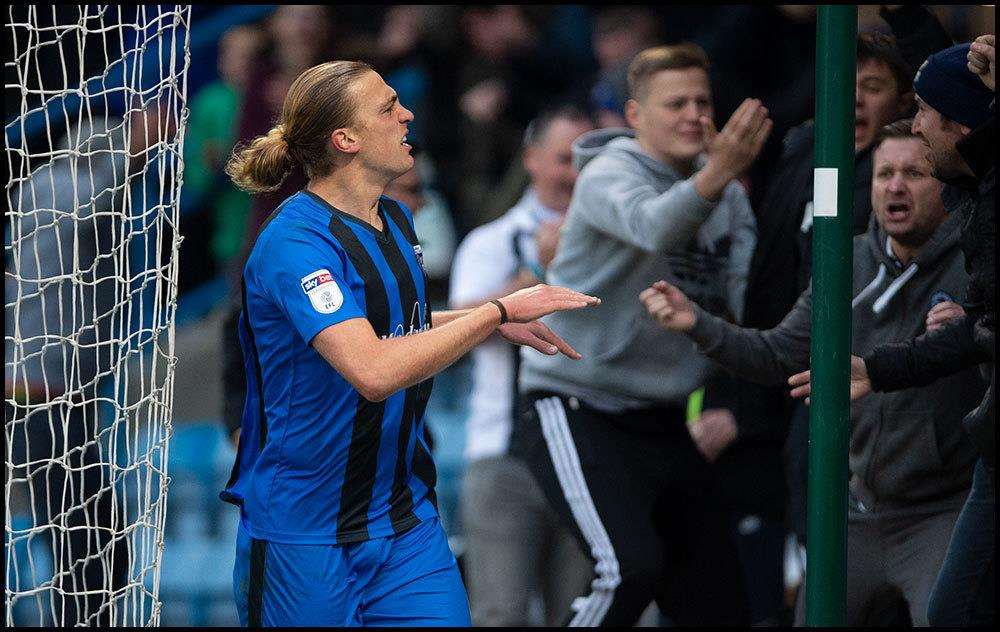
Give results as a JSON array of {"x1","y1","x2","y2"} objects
[{"x1": 5, "y1": 5, "x2": 191, "y2": 626}]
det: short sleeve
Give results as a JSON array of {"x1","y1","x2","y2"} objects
[{"x1": 256, "y1": 227, "x2": 366, "y2": 345}]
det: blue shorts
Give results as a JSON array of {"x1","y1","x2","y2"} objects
[{"x1": 233, "y1": 517, "x2": 470, "y2": 627}]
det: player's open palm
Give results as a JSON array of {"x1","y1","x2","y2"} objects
[
  {"x1": 640, "y1": 280, "x2": 696, "y2": 332},
  {"x1": 499, "y1": 284, "x2": 600, "y2": 323},
  {"x1": 499, "y1": 321, "x2": 582, "y2": 359}
]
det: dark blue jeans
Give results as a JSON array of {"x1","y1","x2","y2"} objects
[{"x1": 928, "y1": 459, "x2": 995, "y2": 626}]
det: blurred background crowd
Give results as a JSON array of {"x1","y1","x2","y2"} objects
[{"x1": 5, "y1": 4, "x2": 995, "y2": 627}]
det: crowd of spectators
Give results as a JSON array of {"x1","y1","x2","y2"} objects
[{"x1": 178, "y1": 4, "x2": 993, "y2": 627}]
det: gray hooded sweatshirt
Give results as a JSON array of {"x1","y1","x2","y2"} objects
[
  {"x1": 519, "y1": 128, "x2": 757, "y2": 409},
  {"x1": 688, "y1": 212, "x2": 980, "y2": 510}
]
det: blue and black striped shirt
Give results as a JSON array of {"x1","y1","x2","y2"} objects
[{"x1": 221, "y1": 191, "x2": 438, "y2": 544}]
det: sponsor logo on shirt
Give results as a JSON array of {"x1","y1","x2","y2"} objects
[
  {"x1": 384, "y1": 301, "x2": 431, "y2": 339},
  {"x1": 301, "y1": 268, "x2": 344, "y2": 314}
]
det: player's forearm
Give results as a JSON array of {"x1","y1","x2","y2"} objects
[
  {"x1": 431, "y1": 309, "x2": 474, "y2": 327},
  {"x1": 447, "y1": 269, "x2": 539, "y2": 313},
  {"x1": 364, "y1": 304, "x2": 501, "y2": 400}
]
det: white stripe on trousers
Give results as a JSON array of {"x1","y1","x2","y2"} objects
[{"x1": 535, "y1": 396, "x2": 621, "y2": 626}]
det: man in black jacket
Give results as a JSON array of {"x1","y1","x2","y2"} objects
[{"x1": 791, "y1": 41, "x2": 995, "y2": 627}]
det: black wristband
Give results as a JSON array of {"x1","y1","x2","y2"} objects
[{"x1": 490, "y1": 299, "x2": 509, "y2": 325}]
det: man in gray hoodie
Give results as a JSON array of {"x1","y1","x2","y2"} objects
[
  {"x1": 641, "y1": 120, "x2": 981, "y2": 625},
  {"x1": 510, "y1": 43, "x2": 770, "y2": 626}
]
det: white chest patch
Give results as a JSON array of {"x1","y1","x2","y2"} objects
[
  {"x1": 413, "y1": 244, "x2": 426, "y2": 273},
  {"x1": 300, "y1": 268, "x2": 344, "y2": 314}
]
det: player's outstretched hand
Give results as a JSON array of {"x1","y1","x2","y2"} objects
[
  {"x1": 788, "y1": 355, "x2": 873, "y2": 405},
  {"x1": 497, "y1": 284, "x2": 600, "y2": 323},
  {"x1": 499, "y1": 321, "x2": 582, "y2": 359},
  {"x1": 640, "y1": 280, "x2": 697, "y2": 332}
]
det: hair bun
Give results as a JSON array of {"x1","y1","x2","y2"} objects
[
  {"x1": 225, "y1": 123, "x2": 295, "y2": 194},
  {"x1": 270, "y1": 124, "x2": 289, "y2": 147}
]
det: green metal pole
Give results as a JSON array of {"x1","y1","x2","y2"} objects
[{"x1": 807, "y1": 5, "x2": 856, "y2": 626}]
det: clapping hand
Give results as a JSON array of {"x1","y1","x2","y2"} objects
[{"x1": 702, "y1": 98, "x2": 773, "y2": 182}]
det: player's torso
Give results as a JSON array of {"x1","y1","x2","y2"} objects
[{"x1": 234, "y1": 192, "x2": 438, "y2": 544}]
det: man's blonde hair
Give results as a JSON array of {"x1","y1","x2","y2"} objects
[{"x1": 627, "y1": 43, "x2": 710, "y2": 101}]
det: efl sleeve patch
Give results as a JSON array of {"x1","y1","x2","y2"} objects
[{"x1": 301, "y1": 269, "x2": 344, "y2": 314}]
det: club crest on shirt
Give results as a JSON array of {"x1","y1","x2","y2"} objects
[
  {"x1": 413, "y1": 244, "x2": 426, "y2": 272},
  {"x1": 301, "y1": 268, "x2": 343, "y2": 314}
]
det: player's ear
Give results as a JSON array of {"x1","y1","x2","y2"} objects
[{"x1": 331, "y1": 128, "x2": 361, "y2": 154}]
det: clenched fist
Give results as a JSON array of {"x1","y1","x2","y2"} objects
[{"x1": 640, "y1": 280, "x2": 697, "y2": 332}]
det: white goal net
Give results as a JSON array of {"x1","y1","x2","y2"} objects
[{"x1": 5, "y1": 5, "x2": 190, "y2": 626}]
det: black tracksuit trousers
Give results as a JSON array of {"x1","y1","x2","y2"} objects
[{"x1": 511, "y1": 391, "x2": 750, "y2": 626}]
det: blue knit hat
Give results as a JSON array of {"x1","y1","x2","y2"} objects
[{"x1": 913, "y1": 43, "x2": 994, "y2": 129}]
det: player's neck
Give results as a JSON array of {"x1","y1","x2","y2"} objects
[{"x1": 308, "y1": 166, "x2": 389, "y2": 228}]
